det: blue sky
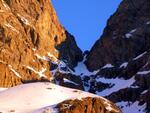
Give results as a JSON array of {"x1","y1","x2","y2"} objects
[{"x1": 52, "y1": 0, "x2": 122, "y2": 51}]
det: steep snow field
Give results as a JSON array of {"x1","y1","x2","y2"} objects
[
  {"x1": 74, "y1": 56, "x2": 99, "y2": 76},
  {"x1": 74, "y1": 58, "x2": 146, "y2": 113},
  {"x1": 0, "y1": 82, "x2": 103, "y2": 113},
  {"x1": 74, "y1": 58, "x2": 136, "y2": 96}
]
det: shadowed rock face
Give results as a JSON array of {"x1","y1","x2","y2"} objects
[
  {"x1": 83, "y1": 0, "x2": 150, "y2": 112},
  {"x1": 0, "y1": 0, "x2": 82, "y2": 87},
  {"x1": 85, "y1": 0, "x2": 150, "y2": 71}
]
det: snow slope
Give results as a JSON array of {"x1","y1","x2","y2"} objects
[
  {"x1": 74, "y1": 58, "x2": 136, "y2": 96},
  {"x1": 117, "y1": 101, "x2": 146, "y2": 113},
  {"x1": 73, "y1": 57, "x2": 146, "y2": 113},
  {"x1": 96, "y1": 77, "x2": 135, "y2": 96},
  {"x1": 0, "y1": 82, "x2": 113, "y2": 113},
  {"x1": 74, "y1": 56, "x2": 98, "y2": 76},
  {"x1": 0, "y1": 88, "x2": 7, "y2": 92}
]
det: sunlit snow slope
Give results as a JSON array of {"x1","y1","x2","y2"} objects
[{"x1": 0, "y1": 82, "x2": 116, "y2": 113}]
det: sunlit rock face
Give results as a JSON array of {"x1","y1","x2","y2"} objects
[
  {"x1": 0, "y1": 0, "x2": 83, "y2": 87},
  {"x1": 56, "y1": 97, "x2": 121, "y2": 113}
]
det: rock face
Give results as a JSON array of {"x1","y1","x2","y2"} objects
[
  {"x1": 84, "y1": 0, "x2": 150, "y2": 112},
  {"x1": 54, "y1": 71, "x2": 84, "y2": 90},
  {"x1": 57, "y1": 97, "x2": 121, "y2": 113},
  {"x1": 0, "y1": 0, "x2": 82, "y2": 87},
  {"x1": 85, "y1": 0, "x2": 150, "y2": 71}
]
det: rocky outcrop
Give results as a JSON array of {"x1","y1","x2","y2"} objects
[
  {"x1": 0, "y1": 0, "x2": 82, "y2": 87},
  {"x1": 53, "y1": 71, "x2": 84, "y2": 90},
  {"x1": 56, "y1": 97, "x2": 121, "y2": 113}
]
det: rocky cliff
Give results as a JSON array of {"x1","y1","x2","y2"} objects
[
  {"x1": 84, "y1": 0, "x2": 150, "y2": 112},
  {"x1": 85, "y1": 0, "x2": 150, "y2": 71},
  {"x1": 0, "y1": 0, "x2": 83, "y2": 87}
]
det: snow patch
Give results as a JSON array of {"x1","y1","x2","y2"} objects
[
  {"x1": 63, "y1": 78, "x2": 78, "y2": 85},
  {"x1": 141, "y1": 90, "x2": 148, "y2": 95},
  {"x1": 0, "y1": 88, "x2": 7, "y2": 92},
  {"x1": 54, "y1": 48, "x2": 59, "y2": 53},
  {"x1": 8, "y1": 65, "x2": 21, "y2": 78},
  {"x1": 130, "y1": 29, "x2": 137, "y2": 33},
  {"x1": 35, "y1": 53, "x2": 73, "y2": 79},
  {"x1": 74, "y1": 56, "x2": 99, "y2": 76},
  {"x1": 1, "y1": 0, "x2": 10, "y2": 10},
  {"x1": 133, "y1": 52, "x2": 147, "y2": 60},
  {"x1": 25, "y1": 66, "x2": 47, "y2": 78},
  {"x1": 117, "y1": 101, "x2": 146, "y2": 113},
  {"x1": 120, "y1": 62, "x2": 128, "y2": 68},
  {"x1": 35, "y1": 54, "x2": 50, "y2": 61},
  {"x1": 96, "y1": 77, "x2": 135, "y2": 96},
  {"x1": 102, "y1": 64, "x2": 114, "y2": 69},
  {"x1": 124, "y1": 29, "x2": 136, "y2": 39},
  {"x1": 48, "y1": 52, "x2": 59, "y2": 63},
  {"x1": 32, "y1": 48, "x2": 37, "y2": 51},
  {"x1": 125, "y1": 33, "x2": 132, "y2": 38},
  {"x1": 137, "y1": 70, "x2": 150, "y2": 75},
  {"x1": 17, "y1": 13, "x2": 30, "y2": 25},
  {"x1": 146, "y1": 21, "x2": 150, "y2": 25},
  {"x1": 47, "y1": 52, "x2": 74, "y2": 74}
]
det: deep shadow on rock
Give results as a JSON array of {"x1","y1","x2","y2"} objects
[{"x1": 85, "y1": 0, "x2": 150, "y2": 71}]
